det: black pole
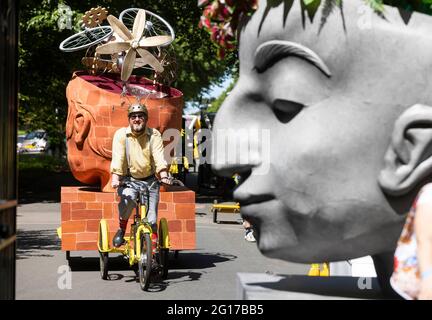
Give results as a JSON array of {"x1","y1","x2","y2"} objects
[{"x1": 0, "y1": 0, "x2": 18, "y2": 300}]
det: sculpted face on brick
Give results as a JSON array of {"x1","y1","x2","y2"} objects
[
  {"x1": 212, "y1": 0, "x2": 432, "y2": 275},
  {"x1": 65, "y1": 73, "x2": 183, "y2": 192}
]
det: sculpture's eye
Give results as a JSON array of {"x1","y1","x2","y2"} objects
[{"x1": 272, "y1": 99, "x2": 304, "y2": 123}]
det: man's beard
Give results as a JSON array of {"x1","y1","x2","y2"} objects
[{"x1": 131, "y1": 123, "x2": 145, "y2": 133}]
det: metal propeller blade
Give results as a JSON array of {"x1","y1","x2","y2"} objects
[
  {"x1": 139, "y1": 35, "x2": 172, "y2": 47},
  {"x1": 107, "y1": 15, "x2": 133, "y2": 41},
  {"x1": 121, "y1": 49, "x2": 137, "y2": 81},
  {"x1": 134, "y1": 58, "x2": 148, "y2": 68},
  {"x1": 95, "y1": 42, "x2": 130, "y2": 54},
  {"x1": 132, "y1": 9, "x2": 147, "y2": 41},
  {"x1": 136, "y1": 48, "x2": 164, "y2": 73}
]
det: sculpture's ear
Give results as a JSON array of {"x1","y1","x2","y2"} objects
[
  {"x1": 379, "y1": 104, "x2": 432, "y2": 196},
  {"x1": 74, "y1": 111, "x2": 91, "y2": 148}
]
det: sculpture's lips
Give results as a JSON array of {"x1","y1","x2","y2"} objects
[
  {"x1": 235, "y1": 194, "x2": 276, "y2": 221},
  {"x1": 236, "y1": 193, "x2": 303, "y2": 220},
  {"x1": 235, "y1": 194, "x2": 275, "y2": 207}
]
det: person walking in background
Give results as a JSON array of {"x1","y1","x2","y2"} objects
[
  {"x1": 391, "y1": 183, "x2": 432, "y2": 300},
  {"x1": 243, "y1": 219, "x2": 256, "y2": 242},
  {"x1": 232, "y1": 173, "x2": 257, "y2": 243}
]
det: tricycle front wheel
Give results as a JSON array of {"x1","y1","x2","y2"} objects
[{"x1": 138, "y1": 233, "x2": 152, "y2": 291}]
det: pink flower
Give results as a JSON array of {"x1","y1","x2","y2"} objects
[
  {"x1": 199, "y1": 16, "x2": 211, "y2": 29},
  {"x1": 198, "y1": 0, "x2": 259, "y2": 59}
]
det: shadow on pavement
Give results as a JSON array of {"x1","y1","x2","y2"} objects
[
  {"x1": 66, "y1": 252, "x2": 230, "y2": 293},
  {"x1": 147, "y1": 271, "x2": 201, "y2": 292},
  {"x1": 251, "y1": 275, "x2": 386, "y2": 299},
  {"x1": 105, "y1": 269, "x2": 186, "y2": 292},
  {"x1": 16, "y1": 229, "x2": 61, "y2": 260},
  {"x1": 68, "y1": 255, "x2": 128, "y2": 272},
  {"x1": 67, "y1": 251, "x2": 236, "y2": 272},
  {"x1": 168, "y1": 251, "x2": 237, "y2": 269}
]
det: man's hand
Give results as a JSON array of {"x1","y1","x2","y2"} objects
[
  {"x1": 111, "y1": 174, "x2": 121, "y2": 189},
  {"x1": 159, "y1": 170, "x2": 173, "y2": 185},
  {"x1": 160, "y1": 176, "x2": 173, "y2": 185}
]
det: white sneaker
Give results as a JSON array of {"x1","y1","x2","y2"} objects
[{"x1": 245, "y1": 231, "x2": 256, "y2": 242}]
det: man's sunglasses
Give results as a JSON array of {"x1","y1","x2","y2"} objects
[{"x1": 129, "y1": 114, "x2": 146, "y2": 120}]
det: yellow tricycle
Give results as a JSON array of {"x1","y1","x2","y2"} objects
[{"x1": 97, "y1": 180, "x2": 170, "y2": 291}]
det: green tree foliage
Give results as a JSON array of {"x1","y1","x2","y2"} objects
[
  {"x1": 19, "y1": 0, "x2": 236, "y2": 152},
  {"x1": 206, "y1": 78, "x2": 236, "y2": 113}
]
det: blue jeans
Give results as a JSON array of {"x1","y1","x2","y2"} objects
[{"x1": 117, "y1": 176, "x2": 160, "y2": 228}]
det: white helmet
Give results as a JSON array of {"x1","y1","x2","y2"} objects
[{"x1": 128, "y1": 103, "x2": 148, "y2": 118}]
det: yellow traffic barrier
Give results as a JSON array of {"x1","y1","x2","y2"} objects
[
  {"x1": 321, "y1": 262, "x2": 330, "y2": 276},
  {"x1": 211, "y1": 200, "x2": 240, "y2": 223},
  {"x1": 308, "y1": 264, "x2": 321, "y2": 276},
  {"x1": 308, "y1": 263, "x2": 330, "y2": 276}
]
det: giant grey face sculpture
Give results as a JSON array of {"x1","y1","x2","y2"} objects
[{"x1": 212, "y1": 0, "x2": 432, "y2": 266}]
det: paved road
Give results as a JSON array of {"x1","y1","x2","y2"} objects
[{"x1": 16, "y1": 201, "x2": 309, "y2": 300}]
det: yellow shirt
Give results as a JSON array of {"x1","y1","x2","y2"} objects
[{"x1": 110, "y1": 126, "x2": 168, "y2": 178}]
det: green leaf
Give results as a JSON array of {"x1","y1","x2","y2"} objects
[{"x1": 303, "y1": 0, "x2": 320, "y2": 5}]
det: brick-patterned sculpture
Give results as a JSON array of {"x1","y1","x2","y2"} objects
[
  {"x1": 65, "y1": 72, "x2": 183, "y2": 192},
  {"x1": 60, "y1": 8, "x2": 196, "y2": 255},
  {"x1": 62, "y1": 73, "x2": 196, "y2": 252}
]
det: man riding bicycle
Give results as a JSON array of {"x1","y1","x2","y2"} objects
[{"x1": 110, "y1": 103, "x2": 173, "y2": 248}]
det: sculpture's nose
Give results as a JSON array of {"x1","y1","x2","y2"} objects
[{"x1": 211, "y1": 85, "x2": 262, "y2": 178}]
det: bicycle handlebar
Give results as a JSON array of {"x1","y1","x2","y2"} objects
[
  {"x1": 170, "y1": 179, "x2": 185, "y2": 187},
  {"x1": 117, "y1": 178, "x2": 186, "y2": 217},
  {"x1": 117, "y1": 178, "x2": 185, "y2": 190}
]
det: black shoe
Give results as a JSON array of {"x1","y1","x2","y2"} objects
[{"x1": 113, "y1": 229, "x2": 125, "y2": 247}]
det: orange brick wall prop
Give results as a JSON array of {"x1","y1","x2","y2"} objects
[{"x1": 61, "y1": 186, "x2": 195, "y2": 251}]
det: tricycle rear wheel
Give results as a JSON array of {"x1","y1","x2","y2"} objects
[
  {"x1": 159, "y1": 248, "x2": 169, "y2": 279},
  {"x1": 99, "y1": 252, "x2": 109, "y2": 280},
  {"x1": 158, "y1": 218, "x2": 169, "y2": 279}
]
